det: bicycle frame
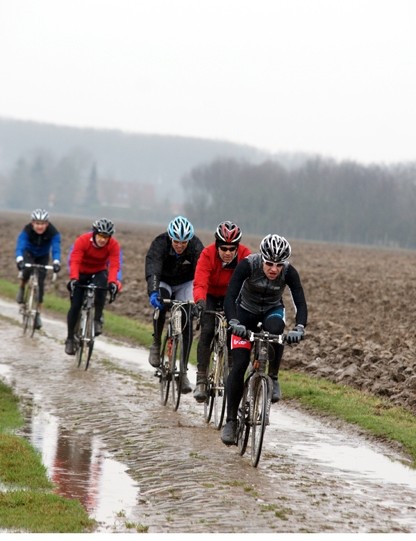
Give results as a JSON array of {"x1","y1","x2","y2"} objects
[
  {"x1": 20, "y1": 263, "x2": 55, "y2": 337},
  {"x1": 156, "y1": 299, "x2": 195, "y2": 411},
  {"x1": 237, "y1": 327, "x2": 285, "y2": 467},
  {"x1": 203, "y1": 310, "x2": 229, "y2": 429}
]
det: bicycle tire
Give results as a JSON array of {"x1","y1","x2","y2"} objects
[
  {"x1": 237, "y1": 380, "x2": 250, "y2": 455},
  {"x1": 22, "y1": 284, "x2": 34, "y2": 335},
  {"x1": 204, "y1": 343, "x2": 216, "y2": 423},
  {"x1": 160, "y1": 335, "x2": 171, "y2": 405},
  {"x1": 85, "y1": 307, "x2": 95, "y2": 370},
  {"x1": 30, "y1": 285, "x2": 40, "y2": 338},
  {"x1": 251, "y1": 376, "x2": 268, "y2": 467},
  {"x1": 171, "y1": 334, "x2": 184, "y2": 411},
  {"x1": 76, "y1": 313, "x2": 87, "y2": 369},
  {"x1": 212, "y1": 347, "x2": 227, "y2": 430}
]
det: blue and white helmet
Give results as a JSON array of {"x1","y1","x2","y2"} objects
[
  {"x1": 167, "y1": 216, "x2": 194, "y2": 242},
  {"x1": 31, "y1": 209, "x2": 49, "y2": 222}
]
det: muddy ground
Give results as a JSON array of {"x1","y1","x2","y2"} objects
[{"x1": 1, "y1": 211, "x2": 415, "y2": 415}]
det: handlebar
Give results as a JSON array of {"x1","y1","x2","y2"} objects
[
  {"x1": 21, "y1": 262, "x2": 58, "y2": 282},
  {"x1": 246, "y1": 330, "x2": 286, "y2": 344}
]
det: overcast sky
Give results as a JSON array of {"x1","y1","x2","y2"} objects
[{"x1": 1, "y1": 0, "x2": 415, "y2": 164}]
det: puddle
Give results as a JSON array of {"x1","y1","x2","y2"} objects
[{"x1": 20, "y1": 403, "x2": 139, "y2": 529}]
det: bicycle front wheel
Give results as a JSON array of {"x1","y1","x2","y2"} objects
[
  {"x1": 160, "y1": 335, "x2": 171, "y2": 405},
  {"x1": 170, "y1": 334, "x2": 184, "y2": 412},
  {"x1": 212, "y1": 348, "x2": 227, "y2": 430},
  {"x1": 22, "y1": 286, "x2": 35, "y2": 336},
  {"x1": 75, "y1": 313, "x2": 87, "y2": 369},
  {"x1": 251, "y1": 376, "x2": 268, "y2": 467},
  {"x1": 84, "y1": 308, "x2": 95, "y2": 370},
  {"x1": 237, "y1": 380, "x2": 250, "y2": 456}
]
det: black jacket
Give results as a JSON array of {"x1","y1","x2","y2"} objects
[{"x1": 145, "y1": 232, "x2": 204, "y2": 294}]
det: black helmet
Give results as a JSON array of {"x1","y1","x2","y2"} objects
[
  {"x1": 92, "y1": 218, "x2": 115, "y2": 236},
  {"x1": 260, "y1": 234, "x2": 291, "y2": 263}
]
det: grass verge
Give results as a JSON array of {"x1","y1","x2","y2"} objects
[{"x1": 0, "y1": 381, "x2": 95, "y2": 533}]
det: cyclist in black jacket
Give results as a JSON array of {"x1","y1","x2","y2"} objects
[
  {"x1": 145, "y1": 216, "x2": 204, "y2": 393},
  {"x1": 221, "y1": 234, "x2": 308, "y2": 445}
]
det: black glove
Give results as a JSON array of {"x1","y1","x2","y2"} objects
[
  {"x1": 194, "y1": 299, "x2": 206, "y2": 317},
  {"x1": 229, "y1": 318, "x2": 247, "y2": 338},
  {"x1": 16, "y1": 259, "x2": 25, "y2": 271},
  {"x1": 287, "y1": 324, "x2": 305, "y2": 344},
  {"x1": 108, "y1": 282, "x2": 118, "y2": 304},
  {"x1": 67, "y1": 279, "x2": 78, "y2": 295},
  {"x1": 52, "y1": 260, "x2": 61, "y2": 273}
]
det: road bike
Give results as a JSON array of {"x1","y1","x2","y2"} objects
[
  {"x1": 236, "y1": 326, "x2": 286, "y2": 467},
  {"x1": 73, "y1": 284, "x2": 109, "y2": 371},
  {"x1": 203, "y1": 309, "x2": 229, "y2": 429},
  {"x1": 155, "y1": 299, "x2": 195, "y2": 411},
  {"x1": 19, "y1": 263, "x2": 56, "y2": 337}
]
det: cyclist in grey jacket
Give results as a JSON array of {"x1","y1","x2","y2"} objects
[{"x1": 221, "y1": 234, "x2": 308, "y2": 445}]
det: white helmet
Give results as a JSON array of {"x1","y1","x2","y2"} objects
[
  {"x1": 31, "y1": 209, "x2": 49, "y2": 222},
  {"x1": 260, "y1": 234, "x2": 291, "y2": 263}
]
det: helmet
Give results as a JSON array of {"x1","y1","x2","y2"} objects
[
  {"x1": 215, "y1": 221, "x2": 242, "y2": 244},
  {"x1": 260, "y1": 234, "x2": 291, "y2": 263},
  {"x1": 31, "y1": 209, "x2": 49, "y2": 222},
  {"x1": 92, "y1": 218, "x2": 115, "y2": 236},
  {"x1": 167, "y1": 216, "x2": 194, "y2": 242}
]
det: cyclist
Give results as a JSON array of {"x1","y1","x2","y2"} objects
[
  {"x1": 221, "y1": 234, "x2": 308, "y2": 445},
  {"x1": 64, "y1": 218, "x2": 121, "y2": 355},
  {"x1": 145, "y1": 216, "x2": 204, "y2": 393},
  {"x1": 192, "y1": 220, "x2": 251, "y2": 402},
  {"x1": 15, "y1": 209, "x2": 62, "y2": 329}
]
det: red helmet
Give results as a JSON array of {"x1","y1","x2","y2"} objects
[{"x1": 215, "y1": 221, "x2": 242, "y2": 244}]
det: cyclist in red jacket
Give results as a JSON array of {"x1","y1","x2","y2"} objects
[
  {"x1": 192, "y1": 221, "x2": 251, "y2": 402},
  {"x1": 64, "y1": 218, "x2": 121, "y2": 355}
]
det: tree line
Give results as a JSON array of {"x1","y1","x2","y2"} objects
[{"x1": 182, "y1": 157, "x2": 416, "y2": 249}]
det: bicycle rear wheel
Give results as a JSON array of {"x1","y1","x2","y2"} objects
[
  {"x1": 212, "y1": 348, "x2": 227, "y2": 430},
  {"x1": 237, "y1": 380, "x2": 250, "y2": 455},
  {"x1": 251, "y1": 376, "x2": 268, "y2": 467},
  {"x1": 170, "y1": 335, "x2": 184, "y2": 411},
  {"x1": 160, "y1": 335, "x2": 171, "y2": 405}
]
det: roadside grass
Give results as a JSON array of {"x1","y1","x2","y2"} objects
[
  {"x1": 0, "y1": 278, "x2": 416, "y2": 528},
  {"x1": 0, "y1": 381, "x2": 95, "y2": 533}
]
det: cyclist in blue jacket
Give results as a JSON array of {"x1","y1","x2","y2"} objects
[{"x1": 15, "y1": 209, "x2": 61, "y2": 329}]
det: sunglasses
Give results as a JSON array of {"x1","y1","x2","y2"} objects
[
  {"x1": 263, "y1": 260, "x2": 283, "y2": 268},
  {"x1": 219, "y1": 245, "x2": 237, "y2": 253},
  {"x1": 96, "y1": 233, "x2": 110, "y2": 240}
]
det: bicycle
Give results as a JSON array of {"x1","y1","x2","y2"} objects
[
  {"x1": 19, "y1": 263, "x2": 56, "y2": 337},
  {"x1": 155, "y1": 299, "x2": 195, "y2": 411},
  {"x1": 73, "y1": 284, "x2": 109, "y2": 371},
  {"x1": 203, "y1": 310, "x2": 229, "y2": 429},
  {"x1": 236, "y1": 326, "x2": 286, "y2": 467}
]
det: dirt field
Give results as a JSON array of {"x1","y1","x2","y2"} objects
[{"x1": 2, "y1": 210, "x2": 416, "y2": 415}]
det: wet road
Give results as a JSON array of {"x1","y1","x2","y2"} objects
[{"x1": 1, "y1": 298, "x2": 416, "y2": 533}]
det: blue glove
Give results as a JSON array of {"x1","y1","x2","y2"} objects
[
  {"x1": 149, "y1": 291, "x2": 163, "y2": 310},
  {"x1": 229, "y1": 318, "x2": 247, "y2": 338},
  {"x1": 287, "y1": 324, "x2": 305, "y2": 344}
]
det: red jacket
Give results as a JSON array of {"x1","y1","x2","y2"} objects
[
  {"x1": 69, "y1": 232, "x2": 121, "y2": 284},
  {"x1": 193, "y1": 243, "x2": 251, "y2": 301}
]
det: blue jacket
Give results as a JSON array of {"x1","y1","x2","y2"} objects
[{"x1": 15, "y1": 222, "x2": 61, "y2": 261}]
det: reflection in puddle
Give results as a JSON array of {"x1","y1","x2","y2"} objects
[{"x1": 23, "y1": 406, "x2": 138, "y2": 527}]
